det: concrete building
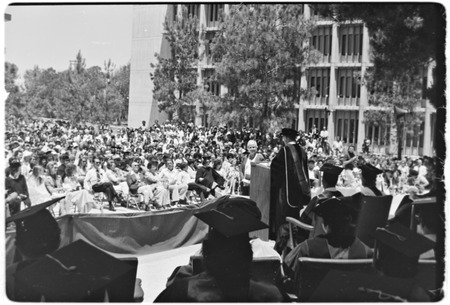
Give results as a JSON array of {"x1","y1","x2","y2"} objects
[{"x1": 129, "y1": 4, "x2": 434, "y2": 156}]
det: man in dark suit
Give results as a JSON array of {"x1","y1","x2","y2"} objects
[{"x1": 270, "y1": 128, "x2": 311, "y2": 254}]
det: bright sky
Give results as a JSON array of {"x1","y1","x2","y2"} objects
[{"x1": 4, "y1": 3, "x2": 133, "y2": 76}]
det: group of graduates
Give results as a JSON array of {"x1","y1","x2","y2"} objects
[{"x1": 267, "y1": 128, "x2": 441, "y2": 301}]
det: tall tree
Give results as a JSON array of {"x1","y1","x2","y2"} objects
[
  {"x1": 112, "y1": 63, "x2": 131, "y2": 123},
  {"x1": 210, "y1": 4, "x2": 319, "y2": 132},
  {"x1": 4, "y1": 62, "x2": 24, "y2": 118},
  {"x1": 151, "y1": 6, "x2": 200, "y2": 121}
]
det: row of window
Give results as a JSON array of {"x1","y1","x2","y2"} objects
[
  {"x1": 308, "y1": 68, "x2": 361, "y2": 99},
  {"x1": 174, "y1": 4, "x2": 224, "y2": 25},
  {"x1": 311, "y1": 25, "x2": 363, "y2": 61},
  {"x1": 305, "y1": 110, "x2": 359, "y2": 144}
]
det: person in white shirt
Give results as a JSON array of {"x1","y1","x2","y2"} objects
[
  {"x1": 105, "y1": 158, "x2": 129, "y2": 202},
  {"x1": 413, "y1": 158, "x2": 428, "y2": 178},
  {"x1": 21, "y1": 151, "x2": 33, "y2": 179},
  {"x1": 239, "y1": 140, "x2": 264, "y2": 196},
  {"x1": 320, "y1": 127, "x2": 328, "y2": 139},
  {"x1": 84, "y1": 157, "x2": 121, "y2": 211},
  {"x1": 144, "y1": 160, "x2": 171, "y2": 208},
  {"x1": 175, "y1": 162, "x2": 192, "y2": 205},
  {"x1": 26, "y1": 165, "x2": 52, "y2": 206},
  {"x1": 159, "y1": 159, "x2": 188, "y2": 205},
  {"x1": 126, "y1": 160, "x2": 155, "y2": 210},
  {"x1": 62, "y1": 164, "x2": 95, "y2": 214}
]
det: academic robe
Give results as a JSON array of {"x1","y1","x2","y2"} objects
[{"x1": 270, "y1": 142, "x2": 311, "y2": 247}]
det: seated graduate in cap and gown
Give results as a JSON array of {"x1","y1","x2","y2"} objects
[
  {"x1": 6, "y1": 197, "x2": 65, "y2": 301},
  {"x1": 270, "y1": 128, "x2": 311, "y2": 255},
  {"x1": 358, "y1": 163, "x2": 384, "y2": 196},
  {"x1": 299, "y1": 163, "x2": 345, "y2": 239},
  {"x1": 284, "y1": 197, "x2": 373, "y2": 275},
  {"x1": 369, "y1": 222, "x2": 439, "y2": 301},
  {"x1": 154, "y1": 196, "x2": 285, "y2": 302}
]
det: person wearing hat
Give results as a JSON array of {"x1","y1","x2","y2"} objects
[
  {"x1": 6, "y1": 158, "x2": 32, "y2": 216},
  {"x1": 299, "y1": 163, "x2": 345, "y2": 238},
  {"x1": 284, "y1": 197, "x2": 373, "y2": 275},
  {"x1": 6, "y1": 198, "x2": 64, "y2": 301},
  {"x1": 239, "y1": 140, "x2": 264, "y2": 196},
  {"x1": 270, "y1": 128, "x2": 311, "y2": 255},
  {"x1": 359, "y1": 163, "x2": 384, "y2": 196},
  {"x1": 154, "y1": 196, "x2": 284, "y2": 302}
]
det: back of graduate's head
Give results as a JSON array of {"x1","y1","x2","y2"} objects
[
  {"x1": 10, "y1": 202, "x2": 62, "y2": 260},
  {"x1": 195, "y1": 196, "x2": 268, "y2": 287},
  {"x1": 320, "y1": 163, "x2": 343, "y2": 188},
  {"x1": 314, "y1": 197, "x2": 356, "y2": 236},
  {"x1": 202, "y1": 229, "x2": 253, "y2": 282}
]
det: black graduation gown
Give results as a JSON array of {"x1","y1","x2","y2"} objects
[{"x1": 269, "y1": 143, "x2": 311, "y2": 240}]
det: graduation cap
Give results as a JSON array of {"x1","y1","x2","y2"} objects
[
  {"x1": 313, "y1": 196, "x2": 359, "y2": 221},
  {"x1": 14, "y1": 239, "x2": 134, "y2": 302},
  {"x1": 6, "y1": 197, "x2": 65, "y2": 261},
  {"x1": 6, "y1": 196, "x2": 65, "y2": 224},
  {"x1": 194, "y1": 196, "x2": 268, "y2": 238},
  {"x1": 320, "y1": 163, "x2": 343, "y2": 177},
  {"x1": 360, "y1": 163, "x2": 383, "y2": 181},
  {"x1": 280, "y1": 128, "x2": 299, "y2": 138},
  {"x1": 373, "y1": 222, "x2": 435, "y2": 278}
]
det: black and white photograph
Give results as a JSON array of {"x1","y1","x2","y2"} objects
[{"x1": 2, "y1": 1, "x2": 446, "y2": 302}]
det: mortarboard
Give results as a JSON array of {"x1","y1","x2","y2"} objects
[
  {"x1": 319, "y1": 163, "x2": 343, "y2": 177},
  {"x1": 280, "y1": 128, "x2": 299, "y2": 138},
  {"x1": 14, "y1": 239, "x2": 134, "y2": 302},
  {"x1": 313, "y1": 196, "x2": 359, "y2": 221},
  {"x1": 7, "y1": 197, "x2": 65, "y2": 261},
  {"x1": 6, "y1": 196, "x2": 65, "y2": 224},
  {"x1": 360, "y1": 163, "x2": 383, "y2": 181},
  {"x1": 373, "y1": 222, "x2": 435, "y2": 278},
  {"x1": 194, "y1": 196, "x2": 268, "y2": 238}
]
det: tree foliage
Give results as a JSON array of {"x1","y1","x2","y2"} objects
[
  {"x1": 4, "y1": 51, "x2": 130, "y2": 125},
  {"x1": 209, "y1": 4, "x2": 319, "y2": 132},
  {"x1": 151, "y1": 7, "x2": 200, "y2": 120}
]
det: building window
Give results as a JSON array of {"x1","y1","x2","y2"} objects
[
  {"x1": 173, "y1": 5, "x2": 178, "y2": 21},
  {"x1": 337, "y1": 69, "x2": 361, "y2": 104},
  {"x1": 185, "y1": 4, "x2": 200, "y2": 18},
  {"x1": 206, "y1": 4, "x2": 224, "y2": 28},
  {"x1": 339, "y1": 25, "x2": 364, "y2": 61},
  {"x1": 341, "y1": 34, "x2": 347, "y2": 55},
  {"x1": 203, "y1": 69, "x2": 221, "y2": 97},
  {"x1": 311, "y1": 26, "x2": 332, "y2": 60},
  {"x1": 308, "y1": 68, "x2": 330, "y2": 101}
]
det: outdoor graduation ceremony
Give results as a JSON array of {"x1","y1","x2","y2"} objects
[{"x1": 2, "y1": 2, "x2": 447, "y2": 303}]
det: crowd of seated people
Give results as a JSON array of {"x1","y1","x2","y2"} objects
[{"x1": 4, "y1": 116, "x2": 437, "y2": 216}]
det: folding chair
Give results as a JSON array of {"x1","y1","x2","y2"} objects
[
  {"x1": 354, "y1": 195, "x2": 392, "y2": 247},
  {"x1": 295, "y1": 257, "x2": 374, "y2": 301},
  {"x1": 190, "y1": 255, "x2": 283, "y2": 286}
]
